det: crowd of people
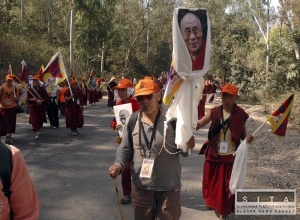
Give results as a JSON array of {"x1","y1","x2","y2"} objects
[
  {"x1": 0, "y1": 72, "x2": 113, "y2": 142},
  {"x1": 107, "y1": 76, "x2": 253, "y2": 220},
  {"x1": 0, "y1": 70, "x2": 253, "y2": 220}
]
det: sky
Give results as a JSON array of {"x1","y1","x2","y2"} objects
[{"x1": 270, "y1": 0, "x2": 279, "y2": 8}]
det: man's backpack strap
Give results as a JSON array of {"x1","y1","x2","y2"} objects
[
  {"x1": 0, "y1": 142, "x2": 13, "y2": 200},
  {"x1": 128, "y1": 110, "x2": 141, "y2": 133}
]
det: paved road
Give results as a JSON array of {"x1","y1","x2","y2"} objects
[{"x1": 8, "y1": 99, "x2": 240, "y2": 220}]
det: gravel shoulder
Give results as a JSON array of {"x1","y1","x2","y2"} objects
[{"x1": 231, "y1": 102, "x2": 300, "y2": 218}]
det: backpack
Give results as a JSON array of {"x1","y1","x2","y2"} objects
[
  {"x1": 0, "y1": 141, "x2": 13, "y2": 219},
  {"x1": 0, "y1": 141, "x2": 13, "y2": 198}
]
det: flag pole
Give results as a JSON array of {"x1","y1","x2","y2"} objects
[
  {"x1": 13, "y1": 81, "x2": 16, "y2": 98},
  {"x1": 58, "y1": 51, "x2": 74, "y2": 101},
  {"x1": 252, "y1": 119, "x2": 268, "y2": 136},
  {"x1": 113, "y1": 178, "x2": 124, "y2": 220},
  {"x1": 232, "y1": 119, "x2": 268, "y2": 156},
  {"x1": 9, "y1": 65, "x2": 16, "y2": 98},
  {"x1": 13, "y1": 75, "x2": 38, "y2": 99}
]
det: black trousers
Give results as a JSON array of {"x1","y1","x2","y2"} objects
[{"x1": 47, "y1": 101, "x2": 59, "y2": 127}]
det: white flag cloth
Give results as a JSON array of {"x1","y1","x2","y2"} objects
[
  {"x1": 229, "y1": 140, "x2": 249, "y2": 195},
  {"x1": 165, "y1": 8, "x2": 211, "y2": 151}
]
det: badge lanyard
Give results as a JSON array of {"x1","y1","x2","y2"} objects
[
  {"x1": 221, "y1": 106, "x2": 231, "y2": 141},
  {"x1": 139, "y1": 109, "x2": 160, "y2": 158}
]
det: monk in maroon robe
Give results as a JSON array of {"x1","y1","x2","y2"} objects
[
  {"x1": 65, "y1": 79, "x2": 84, "y2": 136},
  {"x1": 27, "y1": 75, "x2": 49, "y2": 140},
  {"x1": 0, "y1": 74, "x2": 19, "y2": 143},
  {"x1": 196, "y1": 84, "x2": 254, "y2": 220}
]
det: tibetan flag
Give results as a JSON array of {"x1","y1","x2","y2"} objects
[
  {"x1": 38, "y1": 65, "x2": 45, "y2": 82},
  {"x1": 12, "y1": 74, "x2": 26, "y2": 92},
  {"x1": 12, "y1": 75, "x2": 22, "y2": 84},
  {"x1": 267, "y1": 94, "x2": 295, "y2": 136},
  {"x1": 20, "y1": 60, "x2": 29, "y2": 83},
  {"x1": 43, "y1": 52, "x2": 67, "y2": 93},
  {"x1": 162, "y1": 60, "x2": 183, "y2": 106},
  {"x1": 18, "y1": 87, "x2": 27, "y2": 105}
]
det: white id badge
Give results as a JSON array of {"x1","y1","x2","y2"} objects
[
  {"x1": 77, "y1": 99, "x2": 80, "y2": 105},
  {"x1": 7, "y1": 100, "x2": 11, "y2": 105},
  {"x1": 219, "y1": 141, "x2": 228, "y2": 153},
  {"x1": 140, "y1": 158, "x2": 154, "y2": 178}
]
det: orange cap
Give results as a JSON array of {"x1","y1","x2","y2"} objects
[
  {"x1": 113, "y1": 78, "x2": 133, "y2": 89},
  {"x1": 134, "y1": 77, "x2": 159, "y2": 97},
  {"x1": 144, "y1": 76, "x2": 153, "y2": 80},
  {"x1": 82, "y1": 77, "x2": 87, "y2": 81},
  {"x1": 6, "y1": 75, "x2": 14, "y2": 81},
  {"x1": 33, "y1": 75, "x2": 40, "y2": 81},
  {"x1": 222, "y1": 84, "x2": 238, "y2": 95}
]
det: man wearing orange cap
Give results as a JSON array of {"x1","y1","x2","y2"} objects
[
  {"x1": 65, "y1": 79, "x2": 84, "y2": 136},
  {"x1": 27, "y1": 75, "x2": 49, "y2": 140},
  {"x1": 196, "y1": 84, "x2": 254, "y2": 220},
  {"x1": 109, "y1": 77, "x2": 195, "y2": 219},
  {"x1": 0, "y1": 75, "x2": 19, "y2": 143},
  {"x1": 110, "y1": 78, "x2": 139, "y2": 204}
]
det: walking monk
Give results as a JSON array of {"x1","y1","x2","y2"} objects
[
  {"x1": 196, "y1": 84, "x2": 254, "y2": 220},
  {"x1": 0, "y1": 74, "x2": 19, "y2": 143},
  {"x1": 27, "y1": 75, "x2": 49, "y2": 140},
  {"x1": 59, "y1": 81, "x2": 68, "y2": 116},
  {"x1": 65, "y1": 78, "x2": 84, "y2": 136}
]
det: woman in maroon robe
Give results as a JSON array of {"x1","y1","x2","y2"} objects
[
  {"x1": 65, "y1": 79, "x2": 84, "y2": 136},
  {"x1": 27, "y1": 75, "x2": 49, "y2": 140}
]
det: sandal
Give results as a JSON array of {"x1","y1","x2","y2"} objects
[{"x1": 120, "y1": 195, "x2": 131, "y2": 204}]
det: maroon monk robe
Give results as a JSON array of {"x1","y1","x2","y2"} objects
[
  {"x1": 198, "y1": 87, "x2": 207, "y2": 120},
  {"x1": 89, "y1": 89, "x2": 97, "y2": 104},
  {"x1": 27, "y1": 86, "x2": 49, "y2": 132},
  {"x1": 65, "y1": 87, "x2": 84, "y2": 130},
  {"x1": 0, "y1": 107, "x2": 16, "y2": 136}
]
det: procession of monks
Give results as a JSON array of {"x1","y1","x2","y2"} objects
[{"x1": 0, "y1": 73, "x2": 107, "y2": 142}]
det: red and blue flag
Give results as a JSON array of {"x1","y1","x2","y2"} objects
[{"x1": 267, "y1": 94, "x2": 295, "y2": 136}]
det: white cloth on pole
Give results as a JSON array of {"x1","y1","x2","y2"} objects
[
  {"x1": 165, "y1": 8, "x2": 211, "y2": 152},
  {"x1": 229, "y1": 140, "x2": 249, "y2": 195}
]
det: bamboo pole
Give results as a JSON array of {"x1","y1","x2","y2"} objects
[{"x1": 113, "y1": 179, "x2": 124, "y2": 220}]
